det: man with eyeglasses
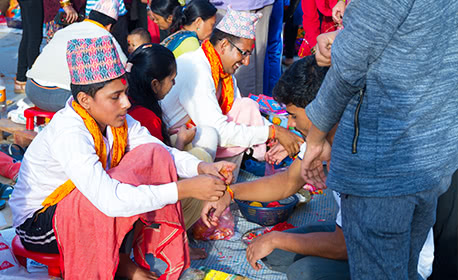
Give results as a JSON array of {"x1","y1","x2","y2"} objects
[{"x1": 161, "y1": 7, "x2": 302, "y2": 178}]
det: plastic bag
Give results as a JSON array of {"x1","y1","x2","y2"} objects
[{"x1": 192, "y1": 207, "x2": 234, "y2": 241}]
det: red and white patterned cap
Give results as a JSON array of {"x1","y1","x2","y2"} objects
[
  {"x1": 66, "y1": 36, "x2": 126, "y2": 85},
  {"x1": 216, "y1": 6, "x2": 262, "y2": 40},
  {"x1": 93, "y1": 0, "x2": 120, "y2": 21}
]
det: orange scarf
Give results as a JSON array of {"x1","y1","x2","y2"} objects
[
  {"x1": 201, "y1": 40, "x2": 234, "y2": 115},
  {"x1": 40, "y1": 101, "x2": 128, "y2": 212}
]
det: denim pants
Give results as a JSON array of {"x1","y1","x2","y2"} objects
[
  {"x1": 26, "y1": 80, "x2": 72, "y2": 112},
  {"x1": 341, "y1": 182, "x2": 449, "y2": 280},
  {"x1": 262, "y1": 222, "x2": 351, "y2": 280}
]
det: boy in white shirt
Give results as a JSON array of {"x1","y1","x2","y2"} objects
[{"x1": 10, "y1": 35, "x2": 234, "y2": 280}]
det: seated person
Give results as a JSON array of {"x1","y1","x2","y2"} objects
[
  {"x1": 26, "y1": 0, "x2": 125, "y2": 112},
  {"x1": 127, "y1": 27, "x2": 152, "y2": 54},
  {"x1": 160, "y1": 0, "x2": 217, "y2": 58},
  {"x1": 127, "y1": 43, "x2": 219, "y2": 253},
  {"x1": 160, "y1": 7, "x2": 302, "y2": 175},
  {"x1": 127, "y1": 43, "x2": 217, "y2": 163},
  {"x1": 201, "y1": 56, "x2": 434, "y2": 280},
  {"x1": 10, "y1": 35, "x2": 234, "y2": 280}
]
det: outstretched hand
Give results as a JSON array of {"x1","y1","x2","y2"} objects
[
  {"x1": 300, "y1": 137, "x2": 331, "y2": 190},
  {"x1": 177, "y1": 175, "x2": 227, "y2": 201},
  {"x1": 200, "y1": 191, "x2": 232, "y2": 228},
  {"x1": 246, "y1": 232, "x2": 279, "y2": 271},
  {"x1": 265, "y1": 142, "x2": 289, "y2": 165},
  {"x1": 198, "y1": 161, "x2": 235, "y2": 184},
  {"x1": 275, "y1": 126, "x2": 304, "y2": 158}
]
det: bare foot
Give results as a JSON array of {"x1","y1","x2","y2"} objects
[
  {"x1": 117, "y1": 253, "x2": 158, "y2": 280},
  {"x1": 190, "y1": 247, "x2": 207, "y2": 260}
]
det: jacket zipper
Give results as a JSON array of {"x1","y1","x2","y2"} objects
[{"x1": 352, "y1": 89, "x2": 365, "y2": 154}]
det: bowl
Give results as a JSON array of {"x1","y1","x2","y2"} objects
[{"x1": 235, "y1": 195, "x2": 299, "y2": 226}]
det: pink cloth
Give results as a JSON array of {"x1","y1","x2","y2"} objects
[
  {"x1": 53, "y1": 143, "x2": 189, "y2": 280},
  {"x1": 215, "y1": 97, "x2": 267, "y2": 161},
  {"x1": 0, "y1": 153, "x2": 20, "y2": 181}
]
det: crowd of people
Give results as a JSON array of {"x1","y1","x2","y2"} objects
[{"x1": 1, "y1": 0, "x2": 457, "y2": 279}]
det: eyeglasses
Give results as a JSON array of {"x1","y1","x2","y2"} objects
[{"x1": 227, "y1": 39, "x2": 251, "y2": 58}]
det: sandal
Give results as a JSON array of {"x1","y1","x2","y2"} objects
[
  {"x1": 0, "y1": 200, "x2": 5, "y2": 210},
  {"x1": 0, "y1": 143, "x2": 26, "y2": 161},
  {"x1": 14, "y1": 78, "x2": 26, "y2": 94},
  {"x1": 0, "y1": 183, "x2": 13, "y2": 199}
]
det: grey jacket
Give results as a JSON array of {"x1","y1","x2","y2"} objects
[{"x1": 306, "y1": 0, "x2": 458, "y2": 196}]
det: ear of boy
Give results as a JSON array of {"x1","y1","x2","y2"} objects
[{"x1": 77, "y1": 92, "x2": 91, "y2": 111}]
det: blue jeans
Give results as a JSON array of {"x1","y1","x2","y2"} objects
[
  {"x1": 26, "y1": 79, "x2": 72, "y2": 112},
  {"x1": 262, "y1": 223, "x2": 351, "y2": 280},
  {"x1": 341, "y1": 182, "x2": 449, "y2": 280}
]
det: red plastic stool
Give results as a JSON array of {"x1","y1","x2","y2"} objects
[
  {"x1": 11, "y1": 235, "x2": 61, "y2": 277},
  {"x1": 24, "y1": 107, "x2": 56, "y2": 130}
]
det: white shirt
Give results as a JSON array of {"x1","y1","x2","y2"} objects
[
  {"x1": 26, "y1": 21, "x2": 127, "y2": 90},
  {"x1": 160, "y1": 47, "x2": 269, "y2": 148},
  {"x1": 298, "y1": 143, "x2": 433, "y2": 279},
  {"x1": 10, "y1": 99, "x2": 201, "y2": 227}
]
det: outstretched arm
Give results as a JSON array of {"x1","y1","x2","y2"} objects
[{"x1": 246, "y1": 225, "x2": 347, "y2": 270}]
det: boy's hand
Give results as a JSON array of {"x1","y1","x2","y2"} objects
[
  {"x1": 198, "y1": 161, "x2": 236, "y2": 184},
  {"x1": 246, "y1": 232, "x2": 280, "y2": 271},
  {"x1": 315, "y1": 31, "x2": 339, "y2": 67},
  {"x1": 265, "y1": 142, "x2": 289, "y2": 165},
  {"x1": 177, "y1": 175, "x2": 226, "y2": 201},
  {"x1": 200, "y1": 191, "x2": 232, "y2": 228},
  {"x1": 274, "y1": 126, "x2": 304, "y2": 158},
  {"x1": 300, "y1": 125, "x2": 331, "y2": 189}
]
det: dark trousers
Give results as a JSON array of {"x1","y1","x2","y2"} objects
[
  {"x1": 429, "y1": 169, "x2": 458, "y2": 280},
  {"x1": 111, "y1": 15, "x2": 129, "y2": 56},
  {"x1": 283, "y1": 18, "x2": 298, "y2": 59},
  {"x1": 16, "y1": 0, "x2": 43, "y2": 82}
]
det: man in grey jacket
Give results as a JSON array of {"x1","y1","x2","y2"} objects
[{"x1": 299, "y1": 0, "x2": 458, "y2": 279}]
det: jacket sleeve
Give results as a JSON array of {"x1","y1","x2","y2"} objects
[{"x1": 306, "y1": 0, "x2": 414, "y2": 132}]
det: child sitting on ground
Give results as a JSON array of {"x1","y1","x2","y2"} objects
[
  {"x1": 127, "y1": 27, "x2": 152, "y2": 54},
  {"x1": 10, "y1": 35, "x2": 234, "y2": 280}
]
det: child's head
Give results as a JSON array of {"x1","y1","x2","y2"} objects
[
  {"x1": 127, "y1": 28, "x2": 152, "y2": 54},
  {"x1": 67, "y1": 36, "x2": 130, "y2": 131},
  {"x1": 273, "y1": 56, "x2": 328, "y2": 137},
  {"x1": 126, "y1": 43, "x2": 176, "y2": 143}
]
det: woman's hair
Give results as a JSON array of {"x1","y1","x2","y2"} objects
[
  {"x1": 127, "y1": 44, "x2": 176, "y2": 145},
  {"x1": 149, "y1": 0, "x2": 181, "y2": 22},
  {"x1": 169, "y1": 0, "x2": 217, "y2": 33}
]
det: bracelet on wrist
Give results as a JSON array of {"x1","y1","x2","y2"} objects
[
  {"x1": 338, "y1": 0, "x2": 346, "y2": 2},
  {"x1": 60, "y1": 0, "x2": 71, "y2": 8},
  {"x1": 310, "y1": 46, "x2": 317, "y2": 55},
  {"x1": 226, "y1": 185, "x2": 234, "y2": 201},
  {"x1": 270, "y1": 125, "x2": 276, "y2": 140}
]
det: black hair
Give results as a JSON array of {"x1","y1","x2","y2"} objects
[
  {"x1": 129, "y1": 27, "x2": 152, "y2": 43},
  {"x1": 71, "y1": 80, "x2": 110, "y2": 104},
  {"x1": 88, "y1": 10, "x2": 117, "y2": 26},
  {"x1": 169, "y1": 0, "x2": 217, "y2": 34},
  {"x1": 209, "y1": 28, "x2": 241, "y2": 46},
  {"x1": 149, "y1": 0, "x2": 180, "y2": 23},
  {"x1": 273, "y1": 56, "x2": 329, "y2": 108},
  {"x1": 127, "y1": 44, "x2": 176, "y2": 145}
]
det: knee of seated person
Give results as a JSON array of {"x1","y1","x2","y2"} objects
[
  {"x1": 194, "y1": 126, "x2": 219, "y2": 158},
  {"x1": 240, "y1": 97, "x2": 260, "y2": 111}
]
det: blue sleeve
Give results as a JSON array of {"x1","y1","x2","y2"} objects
[{"x1": 305, "y1": 0, "x2": 414, "y2": 132}]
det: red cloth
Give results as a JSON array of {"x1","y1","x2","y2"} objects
[
  {"x1": 43, "y1": 0, "x2": 85, "y2": 23},
  {"x1": 53, "y1": 143, "x2": 189, "y2": 280},
  {"x1": 0, "y1": 153, "x2": 20, "y2": 181},
  {"x1": 299, "y1": 0, "x2": 338, "y2": 57},
  {"x1": 147, "y1": 17, "x2": 161, "y2": 44},
  {"x1": 128, "y1": 106, "x2": 164, "y2": 141}
]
